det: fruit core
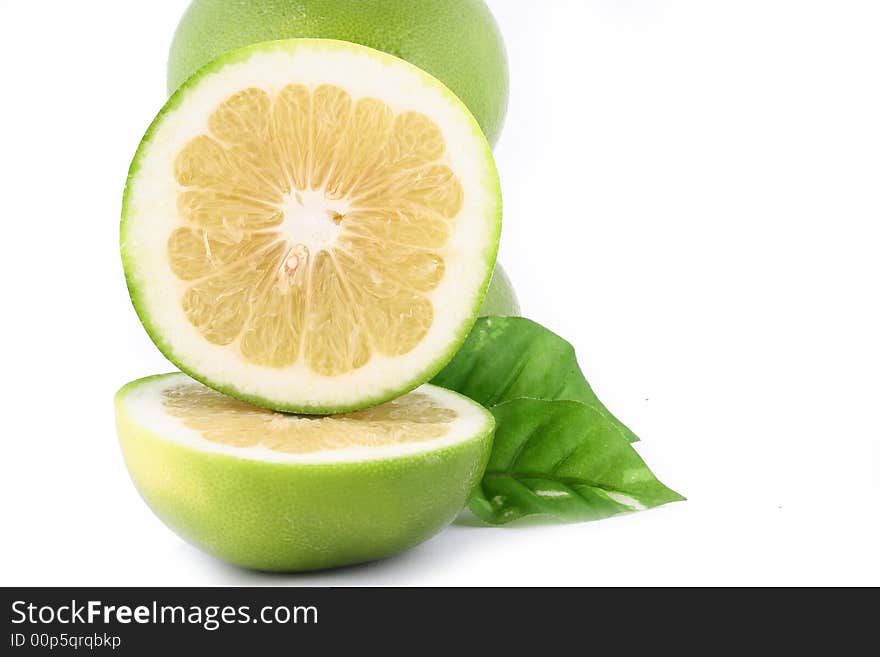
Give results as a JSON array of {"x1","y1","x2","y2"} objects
[
  {"x1": 169, "y1": 84, "x2": 465, "y2": 376},
  {"x1": 279, "y1": 190, "x2": 348, "y2": 262},
  {"x1": 164, "y1": 381, "x2": 457, "y2": 453}
]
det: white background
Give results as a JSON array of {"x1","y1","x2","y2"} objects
[{"x1": 1, "y1": 0, "x2": 878, "y2": 586}]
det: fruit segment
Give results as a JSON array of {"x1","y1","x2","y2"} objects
[{"x1": 170, "y1": 84, "x2": 462, "y2": 376}]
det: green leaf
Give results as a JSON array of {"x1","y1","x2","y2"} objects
[
  {"x1": 469, "y1": 399, "x2": 684, "y2": 525},
  {"x1": 433, "y1": 317, "x2": 640, "y2": 442}
]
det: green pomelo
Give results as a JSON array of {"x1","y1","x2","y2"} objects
[
  {"x1": 479, "y1": 263, "x2": 520, "y2": 317},
  {"x1": 168, "y1": 0, "x2": 509, "y2": 145},
  {"x1": 116, "y1": 373, "x2": 494, "y2": 572},
  {"x1": 122, "y1": 39, "x2": 501, "y2": 414}
]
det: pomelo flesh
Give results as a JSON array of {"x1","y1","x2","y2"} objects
[
  {"x1": 167, "y1": 0, "x2": 509, "y2": 145},
  {"x1": 116, "y1": 373, "x2": 494, "y2": 572}
]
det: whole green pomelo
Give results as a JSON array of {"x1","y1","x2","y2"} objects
[
  {"x1": 480, "y1": 263, "x2": 520, "y2": 317},
  {"x1": 167, "y1": 0, "x2": 509, "y2": 145}
]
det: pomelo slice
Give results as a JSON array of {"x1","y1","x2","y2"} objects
[
  {"x1": 116, "y1": 373, "x2": 494, "y2": 572},
  {"x1": 122, "y1": 39, "x2": 501, "y2": 413}
]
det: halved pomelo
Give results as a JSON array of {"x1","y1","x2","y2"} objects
[
  {"x1": 116, "y1": 373, "x2": 494, "y2": 572},
  {"x1": 122, "y1": 39, "x2": 501, "y2": 413}
]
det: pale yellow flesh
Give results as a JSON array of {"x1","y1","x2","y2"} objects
[
  {"x1": 163, "y1": 381, "x2": 456, "y2": 454},
  {"x1": 170, "y1": 85, "x2": 464, "y2": 377}
]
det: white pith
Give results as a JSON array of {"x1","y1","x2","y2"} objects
[
  {"x1": 123, "y1": 41, "x2": 499, "y2": 409},
  {"x1": 119, "y1": 373, "x2": 492, "y2": 465},
  {"x1": 280, "y1": 190, "x2": 347, "y2": 257}
]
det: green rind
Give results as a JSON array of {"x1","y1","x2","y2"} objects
[
  {"x1": 167, "y1": 0, "x2": 509, "y2": 145},
  {"x1": 121, "y1": 38, "x2": 502, "y2": 415},
  {"x1": 478, "y1": 263, "x2": 520, "y2": 317},
  {"x1": 116, "y1": 374, "x2": 494, "y2": 572}
]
